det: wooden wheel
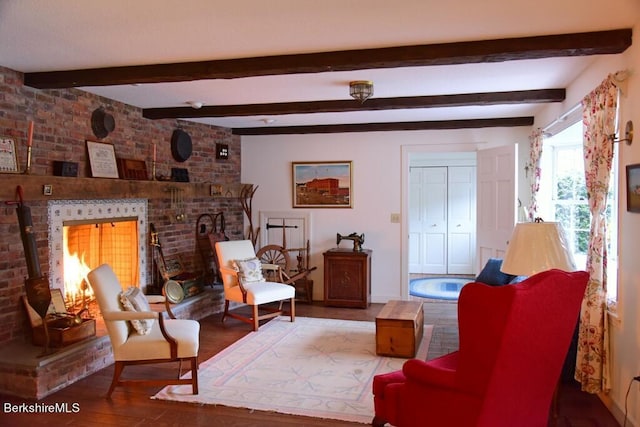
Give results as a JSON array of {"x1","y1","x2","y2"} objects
[{"x1": 256, "y1": 244, "x2": 291, "y2": 276}]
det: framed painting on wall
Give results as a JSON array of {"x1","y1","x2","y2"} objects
[
  {"x1": 292, "y1": 161, "x2": 352, "y2": 208},
  {"x1": 626, "y1": 163, "x2": 640, "y2": 213}
]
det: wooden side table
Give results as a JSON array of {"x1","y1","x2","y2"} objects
[{"x1": 323, "y1": 248, "x2": 371, "y2": 308}]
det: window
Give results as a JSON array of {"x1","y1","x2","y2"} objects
[{"x1": 537, "y1": 121, "x2": 619, "y2": 305}]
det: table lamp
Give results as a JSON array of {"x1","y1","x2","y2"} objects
[{"x1": 501, "y1": 220, "x2": 576, "y2": 276}]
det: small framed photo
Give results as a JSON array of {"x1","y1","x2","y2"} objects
[
  {"x1": 292, "y1": 161, "x2": 352, "y2": 208},
  {"x1": 0, "y1": 137, "x2": 20, "y2": 173},
  {"x1": 43, "y1": 185, "x2": 53, "y2": 196},
  {"x1": 626, "y1": 163, "x2": 640, "y2": 213},
  {"x1": 87, "y1": 140, "x2": 119, "y2": 179}
]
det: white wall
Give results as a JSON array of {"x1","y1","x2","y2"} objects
[{"x1": 241, "y1": 127, "x2": 527, "y2": 303}]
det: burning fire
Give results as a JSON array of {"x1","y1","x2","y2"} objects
[{"x1": 63, "y1": 246, "x2": 94, "y2": 311}]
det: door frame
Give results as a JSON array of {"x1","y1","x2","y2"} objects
[{"x1": 401, "y1": 144, "x2": 479, "y2": 300}]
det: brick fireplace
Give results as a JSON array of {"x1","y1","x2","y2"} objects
[{"x1": 0, "y1": 65, "x2": 243, "y2": 399}]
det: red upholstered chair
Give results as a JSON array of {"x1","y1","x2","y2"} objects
[{"x1": 372, "y1": 269, "x2": 588, "y2": 427}]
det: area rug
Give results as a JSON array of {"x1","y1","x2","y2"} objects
[
  {"x1": 153, "y1": 316, "x2": 433, "y2": 424},
  {"x1": 409, "y1": 277, "x2": 473, "y2": 300}
]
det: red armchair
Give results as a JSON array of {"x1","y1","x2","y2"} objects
[{"x1": 372, "y1": 269, "x2": 588, "y2": 427}]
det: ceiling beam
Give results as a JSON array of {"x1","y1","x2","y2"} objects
[
  {"x1": 232, "y1": 117, "x2": 534, "y2": 135},
  {"x1": 24, "y1": 30, "x2": 631, "y2": 89},
  {"x1": 143, "y1": 89, "x2": 565, "y2": 119}
]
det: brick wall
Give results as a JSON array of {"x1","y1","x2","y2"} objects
[{"x1": 0, "y1": 66, "x2": 243, "y2": 345}]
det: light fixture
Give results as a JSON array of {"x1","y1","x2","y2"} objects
[
  {"x1": 186, "y1": 101, "x2": 203, "y2": 109},
  {"x1": 608, "y1": 120, "x2": 634, "y2": 145},
  {"x1": 501, "y1": 219, "x2": 576, "y2": 276},
  {"x1": 349, "y1": 80, "x2": 374, "y2": 103}
]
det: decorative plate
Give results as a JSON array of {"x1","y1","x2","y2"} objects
[{"x1": 163, "y1": 280, "x2": 184, "y2": 304}]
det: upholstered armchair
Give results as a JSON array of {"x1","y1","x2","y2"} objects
[
  {"x1": 215, "y1": 239, "x2": 295, "y2": 331},
  {"x1": 372, "y1": 269, "x2": 588, "y2": 427},
  {"x1": 87, "y1": 264, "x2": 200, "y2": 397}
]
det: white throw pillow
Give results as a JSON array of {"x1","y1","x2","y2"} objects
[
  {"x1": 119, "y1": 286, "x2": 154, "y2": 335},
  {"x1": 233, "y1": 257, "x2": 265, "y2": 284}
]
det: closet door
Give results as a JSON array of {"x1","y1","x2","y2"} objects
[
  {"x1": 409, "y1": 167, "x2": 447, "y2": 274},
  {"x1": 447, "y1": 166, "x2": 476, "y2": 274}
]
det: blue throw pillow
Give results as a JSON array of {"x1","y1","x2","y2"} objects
[{"x1": 476, "y1": 258, "x2": 517, "y2": 286}]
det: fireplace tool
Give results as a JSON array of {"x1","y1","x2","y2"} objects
[{"x1": 6, "y1": 186, "x2": 52, "y2": 355}]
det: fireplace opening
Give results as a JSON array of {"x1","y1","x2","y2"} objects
[
  {"x1": 63, "y1": 217, "x2": 139, "y2": 311},
  {"x1": 48, "y1": 198, "x2": 149, "y2": 311}
]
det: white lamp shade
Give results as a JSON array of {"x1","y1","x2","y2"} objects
[{"x1": 501, "y1": 222, "x2": 576, "y2": 276}]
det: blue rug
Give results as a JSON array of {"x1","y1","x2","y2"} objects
[{"x1": 409, "y1": 277, "x2": 473, "y2": 300}]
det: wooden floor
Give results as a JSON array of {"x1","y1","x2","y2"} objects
[{"x1": 0, "y1": 301, "x2": 620, "y2": 427}]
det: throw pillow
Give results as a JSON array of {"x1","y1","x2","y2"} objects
[
  {"x1": 119, "y1": 286, "x2": 154, "y2": 335},
  {"x1": 476, "y1": 258, "x2": 517, "y2": 286},
  {"x1": 233, "y1": 257, "x2": 265, "y2": 284}
]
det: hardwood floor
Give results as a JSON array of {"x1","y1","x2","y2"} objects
[{"x1": 0, "y1": 301, "x2": 620, "y2": 426}]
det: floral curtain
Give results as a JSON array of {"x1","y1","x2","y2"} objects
[
  {"x1": 575, "y1": 75, "x2": 617, "y2": 394},
  {"x1": 527, "y1": 128, "x2": 544, "y2": 221}
]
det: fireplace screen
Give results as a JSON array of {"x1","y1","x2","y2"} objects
[{"x1": 64, "y1": 219, "x2": 139, "y2": 291}]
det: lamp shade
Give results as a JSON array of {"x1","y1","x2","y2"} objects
[{"x1": 501, "y1": 222, "x2": 576, "y2": 276}]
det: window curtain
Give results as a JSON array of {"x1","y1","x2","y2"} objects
[
  {"x1": 527, "y1": 128, "x2": 544, "y2": 221},
  {"x1": 575, "y1": 75, "x2": 617, "y2": 394}
]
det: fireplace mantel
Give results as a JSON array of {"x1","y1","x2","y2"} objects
[{"x1": 1, "y1": 175, "x2": 249, "y2": 201}]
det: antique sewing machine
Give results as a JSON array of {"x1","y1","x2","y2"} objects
[{"x1": 336, "y1": 232, "x2": 365, "y2": 251}]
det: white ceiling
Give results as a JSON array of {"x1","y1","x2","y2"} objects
[{"x1": 1, "y1": 0, "x2": 638, "y2": 130}]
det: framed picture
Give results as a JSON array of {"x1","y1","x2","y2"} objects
[
  {"x1": 292, "y1": 161, "x2": 352, "y2": 208},
  {"x1": 626, "y1": 163, "x2": 640, "y2": 213},
  {"x1": 0, "y1": 137, "x2": 20, "y2": 173},
  {"x1": 87, "y1": 140, "x2": 119, "y2": 178}
]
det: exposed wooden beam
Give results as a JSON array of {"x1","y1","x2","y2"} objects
[
  {"x1": 143, "y1": 89, "x2": 565, "y2": 119},
  {"x1": 232, "y1": 117, "x2": 534, "y2": 135},
  {"x1": 24, "y1": 30, "x2": 631, "y2": 89}
]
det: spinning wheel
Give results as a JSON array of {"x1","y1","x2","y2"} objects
[{"x1": 256, "y1": 244, "x2": 291, "y2": 277}]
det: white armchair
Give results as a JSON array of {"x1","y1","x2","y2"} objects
[
  {"x1": 215, "y1": 240, "x2": 295, "y2": 331},
  {"x1": 87, "y1": 264, "x2": 199, "y2": 397}
]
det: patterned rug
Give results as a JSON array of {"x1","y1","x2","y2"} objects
[
  {"x1": 409, "y1": 277, "x2": 473, "y2": 300},
  {"x1": 153, "y1": 316, "x2": 433, "y2": 424}
]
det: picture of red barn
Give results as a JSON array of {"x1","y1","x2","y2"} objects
[{"x1": 293, "y1": 162, "x2": 352, "y2": 207}]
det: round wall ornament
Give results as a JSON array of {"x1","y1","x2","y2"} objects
[
  {"x1": 91, "y1": 107, "x2": 115, "y2": 139},
  {"x1": 171, "y1": 129, "x2": 192, "y2": 162}
]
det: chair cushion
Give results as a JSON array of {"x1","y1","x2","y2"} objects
[
  {"x1": 225, "y1": 281, "x2": 295, "y2": 305},
  {"x1": 114, "y1": 318, "x2": 200, "y2": 361},
  {"x1": 475, "y1": 258, "x2": 516, "y2": 286},
  {"x1": 233, "y1": 257, "x2": 265, "y2": 284},
  {"x1": 119, "y1": 287, "x2": 154, "y2": 335}
]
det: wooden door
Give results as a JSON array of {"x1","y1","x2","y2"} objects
[
  {"x1": 447, "y1": 166, "x2": 476, "y2": 274},
  {"x1": 409, "y1": 167, "x2": 447, "y2": 274},
  {"x1": 476, "y1": 145, "x2": 517, "y2": 270}
]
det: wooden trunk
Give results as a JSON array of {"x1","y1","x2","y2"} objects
[{"x1": 375, "y1": 300, "x2": 424, "y2": 358}]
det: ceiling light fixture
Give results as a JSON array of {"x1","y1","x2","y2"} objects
[
  {"x1": 187, "y1": 101, "x2": 203, "y2": 109},
  {"x1": 349, "y1": 80, "x2": 374, "y2": 103}
]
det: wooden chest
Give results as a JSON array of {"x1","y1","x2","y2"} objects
[{"x1": 375, "y1": 300, "x2": 424, "y2": 358}]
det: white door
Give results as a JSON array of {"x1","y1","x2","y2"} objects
[
  {"x1": 409, "y1": 167, "x2": 447, "y2": 274},
  {"x1": 447, "y1": 166, "x2": 476, "y2": 274},
  {"x1": 476, "y1": 145, "x2": 517, "y2": 270}
]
